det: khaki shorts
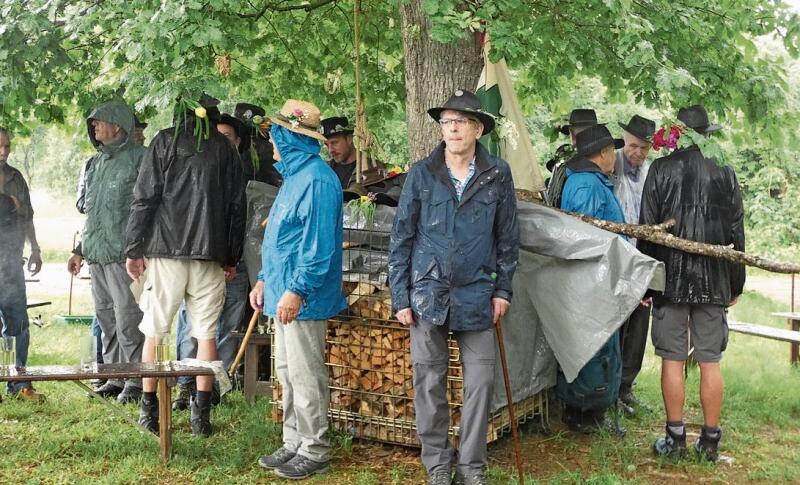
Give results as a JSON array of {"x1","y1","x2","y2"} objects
[
  {"x1": 138, "y1": 257, "x2": 225, "y2": 340},
  {"x1": 651, "y1": 302, "x2": 728, "y2": 363}
]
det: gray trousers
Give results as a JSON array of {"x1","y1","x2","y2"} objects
[
  {"x1": 90, "y1": 262, "x2": 144, "y2": 388},
  {"x1": 274, "y1": 318, "x2": 330, "y2": 462},
  {"x1": 410, "y1": 320, "x2": 496, "y2": 476}
]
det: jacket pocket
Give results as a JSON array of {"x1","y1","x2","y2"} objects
[
  {"x1": 426, "y1": 190, "x2": 451, "y2": 236},
  {"x1": 470, "y1": 188, "x2": 498, "y2": 229}
]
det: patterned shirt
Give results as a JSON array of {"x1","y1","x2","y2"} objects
[{"x1": 447, "y1": 158, "x2": 476, "y2": 200}]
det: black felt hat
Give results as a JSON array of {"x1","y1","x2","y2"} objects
[
  {"x1": 558, "y1": 109, "x2": 598, "y2": 135},
  {"x1": 427, "y1": 89, "x2": 496, "y2": 134},
  {"x1": 134, "y1": 115, "x2": 148, "y2": 129},
  {"x1": 219, "y1": 113, "x2": 251, "y2": 153},
  {"x1": 575, "y1": 124, "x2": 624, "y2": 157},
  {"x1": 677, "y1": 105, "x2": 722, "y2": 134},
  {"x1": 618, "y1": 114, "x2": 656, "y2": 142},
  {"x1": 320, "y1": 116, "x2": 354, "y2": 138},
  {"x1": 234, "y1": 103, "x2": 266, "y2": 121}
]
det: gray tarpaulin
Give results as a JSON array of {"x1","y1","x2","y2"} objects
[{"x1": 243, "y1": 182, "x2": 665, "y2": 412}]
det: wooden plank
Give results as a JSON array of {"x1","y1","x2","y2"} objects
[
  {"x1": 0, "y1": 363, "x2": 214, "y2": 382},
  {"x1": 158, "y1": 378, "x2": 172, "y2": 463},
  {"x1": 728, "y1": 321, "x2": 800, "y2": 343},
  {"x1": 770, "y1": 312, "x2": 800, "y2": 320}
]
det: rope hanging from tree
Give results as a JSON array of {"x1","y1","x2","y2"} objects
[{"x1": 352, "y1": 0, "x2": 388, "y2": 188}]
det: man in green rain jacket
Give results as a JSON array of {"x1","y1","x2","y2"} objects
[{"x1": 67, "y1": 100, "x2": 145, "y2": 404}]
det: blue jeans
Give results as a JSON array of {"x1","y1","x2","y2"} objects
[
  {"x1": 0, "y1": 258, "x2": 32, "y2": 393},
  {"x1": 175, "y1": 262, "x2": 249, "y2": 385},
  {"x1": 91, "y1": 316, "x2": 104, "y2": 364}
]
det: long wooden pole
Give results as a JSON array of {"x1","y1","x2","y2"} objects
[
  {"x1": 229, "y1": 311, "x2": 260, "y2": 377},
  {"x1": 495, "y1": 317, "x2": 525, "y2": 484}
]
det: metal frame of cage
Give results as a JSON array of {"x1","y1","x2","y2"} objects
[{"x1": 269, "y1": 216, "x2": 549, "y2": 447}]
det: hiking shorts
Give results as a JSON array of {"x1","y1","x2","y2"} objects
[
  {"x1": 138, "y1": 257, "x2": 225, "y2": 340},
  {"x1": 651, "y1": 302, "x2": 728, "y2": 363}
]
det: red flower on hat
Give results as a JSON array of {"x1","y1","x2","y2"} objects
[
  {"x1": 652, "y1": 124, "x2": 683, "y2": 151},
  {"x1": 293, "y1": 108, "x2": 305, "y2": 118}
]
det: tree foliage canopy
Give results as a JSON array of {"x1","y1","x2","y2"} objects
[{"x1": 1, "y1": 0, "x2": 799, "y2": 153}]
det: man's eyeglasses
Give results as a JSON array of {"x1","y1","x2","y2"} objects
[{"x1": 439, "y1": 117, "x2": 476, "y2": 127}]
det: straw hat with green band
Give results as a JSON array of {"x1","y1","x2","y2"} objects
[{"x1": 269, "y1": 99, "x2": 327, "y2": 142}]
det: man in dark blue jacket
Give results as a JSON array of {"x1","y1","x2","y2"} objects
[{"x1": 389, "y1": 89, "x2": 519, "y2": 485}]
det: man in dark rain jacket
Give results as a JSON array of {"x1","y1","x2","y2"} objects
[
  {"x1": 389, "y1": 89, "x2": 519, "y2": 485},
  {"x1": 67, "y1": 100, "x2": 145, "y2": 404},
  {"x1": 124, "y1": 95, "x2": 245, "y2": 437},
  {"x1": 640, "y1": 105, "x2": 745, "y2": 462}
]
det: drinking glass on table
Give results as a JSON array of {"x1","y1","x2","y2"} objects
[
  {"x1": 0, "y1": 336, "x2": 16, "y2": 374},
  {"x1": 155, "y1": 334, "x2": 170, "y2": 367}
]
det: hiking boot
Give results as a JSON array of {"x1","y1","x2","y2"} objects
[
  {"x1": 138, "y1": 396, "x2": 159, "y2": 434},
  {"x1": 15, "y1": 387, "x2": 46, "y2": 402},
  {"x1": 190, "y1": 396, "x2": 213, "y2": 437},
  {"x1": 211, "y1": 385, "x2": 221, "y2": 407},
  {"x1": 94, "y1": 382, "x2": 123, "y2": 399},
  {"x1": 453, "y1": 472, "x2": 488, "y2": 485},
  {"x1": 172, "y1": 382, "x2": 195, "y2": 411},
  {"x1": 258, "y1": 447, "x2": 296, "y2": 470},
  {"x1": 117, "y1": 385, "x2": 142, "y2": 404},
  {"x1": 427, "y1": 469, "x2": 451, "y2": 485},
  {"x1": 653, "y1": 426, "x2": 687, "y2": 460},
  {"x1": 694, "y1": 428, "x2": 722, "y2": 462},
  {"x1": 619, "y1": 389, "x2": 650, "y2": 414},
  {"x1": 274, "y1": 454, "x2": 330, "y2": 480}
]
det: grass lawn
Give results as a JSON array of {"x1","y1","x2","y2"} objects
[{"x1": 2, "y1": 280, "x2": 799, "y2": 483}]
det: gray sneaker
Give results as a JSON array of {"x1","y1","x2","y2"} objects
[
  {"x1": 258, "y1": 447, "x2": 296, "y2": 470},
  {"x1": 428, "y1": 469, "x2": 451, "y2": 485},
  {"x1": 273, "y1": 454, "x2": 330, "y2": 480},
  {"x1": 453, "y1": 472, "x2": 488, "y2": 485}
]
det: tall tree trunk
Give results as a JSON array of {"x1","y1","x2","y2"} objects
[{"x1": 399, "y1": 0, "x2": 483, "y2": 164}]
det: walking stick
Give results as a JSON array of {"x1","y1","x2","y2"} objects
[
  {"x1": 68, "y1": 231, "x2": 78, "y2": 315},
  {"x1": 495, "y1": 317, "x2": 525, "y2": 484},
  {"x1": 229, "y1": 311, "x2": 260, "y2": 377}
]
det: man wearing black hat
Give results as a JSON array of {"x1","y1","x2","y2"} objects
[
  {"x1": 545, "y1": 108, "x2": 598, "y2": 208},
  {"x1": 639, "y1": 105, "x2": 744, "y2": 462},
  {"x1": 234, "y1": 102, "x2": 282, "y2": 187},
  {"x1": 125, "y1": 94, "x2": 245, "y2": 437},
  {"x1": 613, "y1": 114, "x2": 656, "y2": 416},
  {"x1": 389, "y1": 89, "x2": 519, "y2": 485},
  {"x1": 558, "y1": 124, "x2": 626, "y2": 436},
  {"x1": 171, "y1": 112, "x2": 253, "y2": 410},
  {"x1": 320, "y1": 116, "x2": 357, "y2": 189}
]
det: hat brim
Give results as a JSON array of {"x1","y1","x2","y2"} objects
[
  {"x1": 427, "y1": 107, "x2": 496, "y2": 135},
  {"x1": 324, "y1": 129, "x2": 354, "y2": 139},
  {"x1": 270, "y1": 117, "x2": 327, "y2": 142},
  {"x1": 577, "y1": 138, "x2": 624, "y2": 157},
  {"x1": 559, "y1": 120, "x2": 596, "y2": 136},
  {"x1": 617, "y1": 122, "x2": 653, "y2": 143},
  {"x1": 697, "y1": 123, "x2": 722, "y2": 134}
]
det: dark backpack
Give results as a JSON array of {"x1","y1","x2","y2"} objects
[{"x1": 556, "y1": 331, "x2": 621, "y2": 411}]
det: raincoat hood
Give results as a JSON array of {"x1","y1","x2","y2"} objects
[
  {"x1": 270, "y1": 124, "x2": 322, "y2": 178},
  {"x1": 87, "y1": 100, "x2": 136, "y2": 154}
]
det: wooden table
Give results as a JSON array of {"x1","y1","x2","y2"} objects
[
  {"x1": 0, "y1": 362, "x2": 214, "y2": 462},
  {"x1": 232, "y1": 331, "x2": 272, "y2": 404},
  {"x1": 771, "y1": 312, "x2": 800, "y2": 364}
]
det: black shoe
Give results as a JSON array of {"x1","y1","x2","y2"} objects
[
  {"x1": 190, "y1": 396, "x2": 213, "y2": 437},
  {"x1": 694, "y1": 428, "x2": 721, "y2": 462},
  {"x1": 138, "y1": 396, "x2": 160, "y2": 435},
  {"x1": 258, "y1": 447, "x2": 297, "y2": 469},
  {"x1": 616, "y1": 398, "x2": 635, "y2": 417},
  {"x1": 93, "y1": 382, "x2": 123, "y2": 399},
  {"x1": 273, "y1": 454, "x2": 330, "y2": 480},
  {"x1": 653, "y1": 426, "x2": 687, "y2": 460},
  {"x1": 172, "y1": 383, "x2": 195, "y2": 411},
  {"x1": 90, "y1": 378, "x2": 107, "y2": 389},
  {"x1": 117, "y1": 386, "x2": 142, "y2": 404}
]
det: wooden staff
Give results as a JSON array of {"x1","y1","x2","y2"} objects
[
  {"x1": 229, "y1": 311, "x2": 259, "y2": 377},
  {"x1": 495, "y1": 317, "x2": 525, "y2": 483},
  {"x1": 68, "y1": 231, "x2": 78, "y2": 315}
]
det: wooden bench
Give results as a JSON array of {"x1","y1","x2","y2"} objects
[
  {"x1": 728, "y1": 318, "x2": 800, "y2": 365},
  {"x1": 0, "y1": 362, "x2": 214, "y2": 462},
  {"x1": 232, "y1": 331, "x2": 272, "y2": 404}
]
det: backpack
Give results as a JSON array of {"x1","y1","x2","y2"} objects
[
  {"x1": 557, "y1": 331, "x2": 621, "y2": 411},
  {"x1": 546, "y1": 162, "x2": 568, "y2": 208}
]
